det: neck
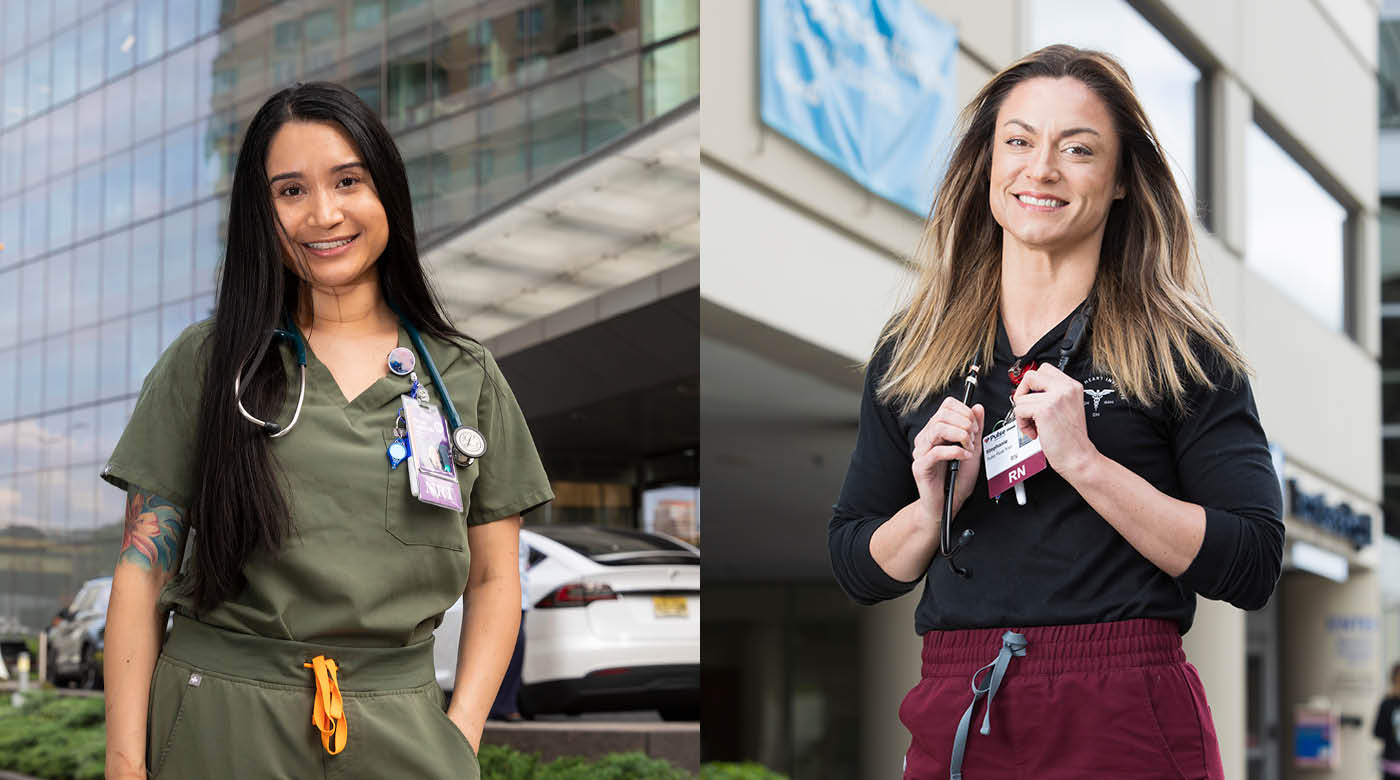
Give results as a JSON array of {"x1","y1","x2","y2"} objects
[
  {"x1": 297, "y1": 279, "x2": 396, "y2": 337},
  {"x1": 999, "y1": 235, "x2": 1098, "y2": 355}
]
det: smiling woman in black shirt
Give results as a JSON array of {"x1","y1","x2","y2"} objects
[{"x1": 828, "y1": 45, "x2": 1283, "y2": 780}]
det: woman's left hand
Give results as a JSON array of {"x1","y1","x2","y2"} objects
[{"x1": 1011, "y1": 363, "x2": 1100, "y2": 480}]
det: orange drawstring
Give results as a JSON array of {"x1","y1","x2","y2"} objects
[{"x1": 303, "y1": 655, "x2": 347, "y2": 755}]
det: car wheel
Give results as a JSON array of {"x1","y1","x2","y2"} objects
[{"x1": 78, "y1": 645, "x2": 99, "y2": 690}]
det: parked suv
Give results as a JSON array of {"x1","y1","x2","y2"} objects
[{"x1": 47, "y1": 577, "x2": 110, "y2": 689}]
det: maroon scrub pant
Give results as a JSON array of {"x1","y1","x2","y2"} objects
[{"x1": 899, "y1": 619, "x2": 1223, "y2": 779}]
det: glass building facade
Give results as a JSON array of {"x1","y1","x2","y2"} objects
[{"x1": 0, "y1": 0, "x2": 698, "y2": 634}]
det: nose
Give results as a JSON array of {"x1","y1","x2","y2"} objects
[
  {"x1": 307, "y1": 186, "x2": 344, "y2": 229},
  {"x1": 1025, "y1": 143, "x2": 1059, "y2": 183}
]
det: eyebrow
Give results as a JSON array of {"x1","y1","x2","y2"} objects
[
  {"x1": 1003, "y1": 119, "x2": 1101, "y2": 139},
  {"x1": 268, "y1": 161, "x2": 367, "y2": 185}
]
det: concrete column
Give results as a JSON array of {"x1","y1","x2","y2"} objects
[
  {"x1": 860, "y1": 590, "x2": 924, "y2": 778},
  {"x1": 1209, "y1": 72, "x2": 1250, "y2": 257},
  {"x1": 1281, "y1": 569, "x2": 1383, "y2": 780},
  {"x1": 1184, "y1": 598, "x2": 1247, "y2": 780}
]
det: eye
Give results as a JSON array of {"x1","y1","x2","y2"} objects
[
  {"x1": 277, "y1": 184, "x2": 304, "y2": 198},
  {"x1": 1064, "y1": 145, "x2": 1092, "y2": 156},
  {"x1": 337, "y1": 175, "x2": 361, "y2": 188},
  {"x1": 1005, "y1": 137, "x2": 1029, "y2": 147}
]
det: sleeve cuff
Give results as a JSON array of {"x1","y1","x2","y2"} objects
[
  {"x1": 846, "y1": 516, "x2": 923, "y2": 603},
  {"x1": 1177, "y1": 507, "x2": 1240, "y2": 597}
]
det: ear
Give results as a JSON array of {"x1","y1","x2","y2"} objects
[{"x1": 1113, "y1": 179, "x2": 1126, "y2": 200}]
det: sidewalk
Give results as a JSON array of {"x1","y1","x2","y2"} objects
[{"x1": 484, "y1": 720, "x2": 700, "y2": 772}]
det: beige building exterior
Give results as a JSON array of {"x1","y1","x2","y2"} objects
[{"x1": 700, "y1": 1, "x2": 1383, "y2": 778}]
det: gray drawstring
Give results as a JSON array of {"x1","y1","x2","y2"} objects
[{"x1": 949, "y1": 631, "x2": 1027, "y2": 780}]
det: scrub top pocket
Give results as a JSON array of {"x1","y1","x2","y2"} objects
[{"x1": 382, "y1": 431, "x2": 472, "y2": 550}]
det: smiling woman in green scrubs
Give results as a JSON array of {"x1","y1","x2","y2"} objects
[{"x1": 99, "y1": 82, "x2": 552, "y2": 780}]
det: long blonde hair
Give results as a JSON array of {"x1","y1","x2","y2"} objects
[{"x1": 877, "y1": 45, "x2": 1247, "y2": 414}]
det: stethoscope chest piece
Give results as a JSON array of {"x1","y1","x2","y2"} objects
[{"x1": 452, "y1": 426, "x2": 487, "y2": 466}]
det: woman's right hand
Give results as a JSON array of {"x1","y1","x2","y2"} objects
[{"x1": 910, "y1": 397, "x2": 986, "y2": 527}]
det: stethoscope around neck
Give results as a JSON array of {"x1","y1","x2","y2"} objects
[{"x1": 233, "y1": 310, "x2": 487, "y2": 466}]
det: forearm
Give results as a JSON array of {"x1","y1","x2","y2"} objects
[
  {"x1": 447, "y1": 575, "x2": 521, "y2": 747},
  {"x1": 869, "y1": 498, "x2": 941, "y2": 583},
  {"x1": 103, "y1": 565, "x2": 170, "y2": 776},
  {"x1": 1061, "y1": 452, "x2": 1205, "y2": 577}
]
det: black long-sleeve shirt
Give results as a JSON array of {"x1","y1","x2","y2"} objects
[{"x1": 829, "y1": 307, "x2": 1284, "y2": 634}]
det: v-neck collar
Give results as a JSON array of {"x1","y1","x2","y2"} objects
[
  {"x1": 299, "y1": 323, "x2": 413, "y2": 412},
  {"x1": 993, "y1": 298, "x2": 1091, "y2": 365}
]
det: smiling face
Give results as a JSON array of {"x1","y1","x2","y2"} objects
[
  {"x1": 987, "y1": 77, "x2": 1125, "y2": 258},
  {"x1": 265, "y1": 120, "x2": 389, "y2": 292}
]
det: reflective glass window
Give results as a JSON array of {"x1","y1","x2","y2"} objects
[
  {"x1": 0, "y1": 267, "x2": 17, "y2": 348},
  {"x1": 197, "y1": 112, "x2": 236, "y2": 198},
  {"x1": 103, "y1": 150, "x2": 133, "y2": 230},
  {"x1": 48, "y1": 102, "x2": 76, "y2": 176},
  {"x1": 1244, "y1": 122, "x2": 1347, "y2": 332},
  {"x1": 388, "y1": 25, "x2": 432, "y2": 130},
  {"x1": 164, "y1": 125, "x2": 195, "y2": 211},
  {"x1": 42, "y1": 469, "x2": 67, "y2": 532},
  {"x1": 2, "y1": 56, "x2": 23, "y2": 128},
  {"x1": 45, "y1": 338, "x2": 70, "y2": 410},
  {"x1": 477, "y1": 97, "x2": 527, "y2": 212},
  {"x1": 347, "y1": 48, "x2": 383, "y2": 114},
  {"x1": 23, "y1": 183, "x2": 48, "y2": 257},
  {"x1": 168, "y1": 0, "x2": 197, "y2": 52},
  {"x1": 0, "y1": 422, "x2": 12, "y2": 476},
  {"x1": 429, "y1": 109, "x2": 476, "y2": 232},
  {"x1": 73, "y1": 242, "x2": 101, "y2": 329},
  {"x1": 79, "y1": 14, "x2": 105, "y2": 93},
  {"x1": 160, "y1": 299, "x2": 193, "y2": 352},
  {"x1": 430, "y1": 10, "x2": 516, "y2": 116},
  {"x1": 137, "y1": 0, "x2": 166, "y2": 64},
  {"x1": 575, "y1": 0, "x2": 640, "y2": 65},
  {"x1": 165, "y1": 48, "x2": 197, "y2": 130},
  {"x1": 131, "y1": 220, "x2": 160, "y2": 302},
  {"x1": 108, "y1": 1, "x2": 137, "y2": 79},
  {"x1": 54, "y1": 0, "x2": 79, "y2": 33},
  {"x1": 27, "y1": 2, "x2": 51, "y2": 48},
  {"x1": 198, "y1": 0, "x2": 223, "y2": 38},
  {"x1": 25, "y1": 44, "x2": 52, "y2": 117},
  {"x1": 162, "y1": 206, "x2": 194, "y2": 301},
  {"x1": 3, "y1": 1, "x2": 24, "y2": 59},
  {"x1": 584, "y1": 54, "x2": 638, "y2": 150},
  {"x1": 0, "y1": 193, "x2": 18, "y2": 264},
  {"x1": 642, "y1": 0, "x2": 694, "y2": 43},
  {"x1": 71, "y1": 326, "x2": 98, "y2": 404},
  {"x1": 15, "y1": 474, "x2": 39, "y2": 527},
  {"x1": 97, "y1": 398, "x2": 126, "y2": 463},
  {"x1": 304, "y1": 9, "x2": 341, "y2": 74},
  {"x1": 0, "y1": 130, "x2": 19, "y2": 196},
  {"x1": 18, "y1": 357, "x2": 41, "y2": 416},
  {"x1": 75, "y1": 91, "x2": 103, "y2": 167},
  {"x1": 105, "y1": 75, "x2": 133, "y2": 154},
  {"x1": 1029, "y1": 0, "x2": 1203, "y2": 218},
  {"x1": 52, "y1": 27, "x2": 79, "y2": 106},
  {"x1": 130, "y1": 309, "x2": 158, "y2": 392},
  {"x1": 196, "y1": 35, "x2": 221, "y2": 116},
  {"x1": 271, "y1": 20, "x2": 302, "y2": 86},
  {"x1": 20, "y1": 261, "x2": 44, "y2": 344},
  {"x1": 195, "y1": 293, "x2": 215, "y2": 321},
  {"x1": 67, "y1": 467, "x2": 95, "y2": 530},
  {"x1": 529, "y1": 74, "x2": 583, "y2": 181},
  {"x1": 194, "y1": 197, "x2": 223, "y2": 294},
  {"x1": 99, "y1": 318, "x2": 128, "y2": 399},
  {"x1": 49, "y1": 173, "x2": 75, "y2": 251},
  {"x1": 23, "y1": 113, "x2": 49, "y2": 187},
  {"x1": 101, "y1": 230, "x2": 131, "y2": 321},
  {"x1": 132, "y1": 62, "x2": 165, "y2": 143},
  {"x1": 74, "y1": 162, "x2": 104, "y2": 242},
  {"x1": 127, "y1": 138, "x2": 160, "y2": 221},
  {"x1": 398, "y1": 128, "x2": 430, "y2": 226},
  {"x1": 354, "y1": 0, "x2": 384, "y2": 30},
  {"x1": 69, "y1": 404, "x2": 97, "y2": 466},
  {"x1": 46, "y1": 251, "x2": 72, "y2": 337},
  {"x1": 641, "y1": 33, "x2": 696, "y2": 120},
  {"x1": 40, "y1": 412, "x2": 68, "y2": 471}
]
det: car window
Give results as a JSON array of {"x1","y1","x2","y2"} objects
[
  {"x1": 531, "y1": 526, "x2": 699, "y2": 565},
  {"x1": 70, "y1": 585, "x2": 96, "y2": 613}
]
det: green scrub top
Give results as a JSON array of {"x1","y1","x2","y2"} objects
[{"x1": 101, "y1": 318, "x2": 554, "y2": 648}]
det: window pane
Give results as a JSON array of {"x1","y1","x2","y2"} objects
[
  {"x1": 27, "y1": 1, "x2": 51, "y2": 48},
  {"x1": 0, "y1": 193, "x2": 18, "y2": 265},
  {"x1": 347, "y1": 48, "x2": 382, "y2": 114},
  {"x1": 23, "y1": 183, "x2": 48, "y2": 257},
  {"x1": 1029, "y1": 0, "x2": 1201, "y2": 216},
  {"x1": 44, "y1": 338, "x2": 70, "y2": 409},
  {"x1": 477, "y1": 97, "x2": 527, "y2": 212},
  {"x1": 160, "y1": 299, "x2": 193, "y2": 352},
  {"x1": 132, "y1": 62, "x2": 164, "y2": 143},
  {"x1": 23, "y1": 113, "x2": 49, "y2": 187},
  {"x1": 52, "y1": 27, "x2": 78, "y2": 105},
  {"x1": 2, "y1": 55, "x2": 23, "y2": 129},
  {"x1": 97, "y1": 399, "x2": 126, "y2": 463},
  {"x1": 642, "y1": 0, "x2": 694, "y2": 43},
  {"x1": 131, "y1": 137, "x2": 161, "y2": 222},
  {"x1": 105, "y1": 74, "x2": 133, "y2": 154},
  {"x1": 168, "y1": 0, "x2": 197, "y2": 52},
  {"x1": 162, "y1": 127, "x2": 194, "y2": 212},
  {"x1": 129, "y1": 308, "x2": 158, "y2": 392},
  {"x1": 103, "y1": 150, "x2": 132, "y2": 229},
  {"x1": 73, "y1": 162, "x2": 102, "y2": 241},
  {"x1": 195, "y1": 197, "x2": 223, "y2": 294},
  {"x1": 75, "y1": 91, "x2": 103, "y2": 167},
  {"x1": 0, "y1": 130, "x2": 20, "y2": 195},
  {"x1": 48, "y1": 102, "x2": 76, "y2": 176},
  {"x1": 79, "y1": 13, "x2": 106, "y2": 93},
  {"x1": 49, "y1": 173, "x2": 74, "y2": 251},
  {"x1": 164, "y1": 48, "x2": 197, "y2": 130},
  {"x1": 3, "y1": 1, "x2": 25, "y2": 59},
  {"x1": 431, "y1": 10, "x2": 518, "y2": 117},
  {"x1": 529, "y1": 74, "x2": 583, "y2": 181},
  {"x1": 73, "y1": 241, "x2": 101, "y2": 328},
  {"x1": 197, "y1": 112, "x2": 236, "y2": 198},
  {"x1": 1244, "y1": 123, "x2": 1347, "y2": 332},
  {"x1": 641, "y1": 34, "x2": 696, "y2": 120},
  {"x1": 584, "y1": 54, "x2": 638, "y2": 151},
  {"x1": 198, "y1": 0, "x2": 222, "y2": 38},
  {"x1": 388, "y1": 25, "x2": 431, "y2": 130},
  {"x1": 429, "y1": 109, "x2": 476, "y2": 231},
  {"x1": 130, "y1": 219, "x2": 160, "y2": 303},
  {"x1": 270, "y1": 19, "x2": 302, "y2": 86},
  {"x1": 46, "y1": 251, "x2": 72, "y2": 336},
  {"x1": 137, "y1": 0, "x2": 165, "y2": 64},
  {"x1": 99, "y1": 318, "x2": 128, "y2": 399},
  {"x1": 108, "y1": 1, "x2": 137, "y2": 79},
  {"x1": 25, "y1": 42, "x2": 52, "y2": 117},
  {"x1": 20, "y1": 260, "x2": 44, "y2": 344},
  {"x1": 0, "y1": 267, "x2": 17, "y2": 348},
  {"x1": 162, "y1": 206, "x2": 194, "y2": 301},
  {"x1": 101, "y1": 230, "x2": 131, "y2": 321},
  {"x1": 71, "y1": 326, "x2": 98, "y2": 404},
  {"x1": 69, "y1": 405, "x2": 96, "y2": 466}
]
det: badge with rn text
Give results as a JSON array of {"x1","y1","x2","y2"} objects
[
  {"x1": 401, "y1": 394, "x2": 464, "y2": 511},
  {"x1": 982, "y1": 422, "x2": 1048, "y2": 499}
]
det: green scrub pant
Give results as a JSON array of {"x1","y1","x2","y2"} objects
[{"x1": 146, "y1": 613, "x2": 479, "y2": 779}]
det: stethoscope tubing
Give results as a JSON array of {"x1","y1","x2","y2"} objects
[{"x1": 234, "y1": 325, "x2": 308, "y2": 437}]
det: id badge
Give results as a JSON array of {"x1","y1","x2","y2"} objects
[
  {"x1": 982, "y1": 421, "x2": 1048, "y2": 499},
  {"x1": 400, "y1": 394, "x2": 463, "y2": 511}
]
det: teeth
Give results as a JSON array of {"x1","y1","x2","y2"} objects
[
  {"x1": 306, "y1": 237, "x2": 353, "y2": 250},
  {"x1": 1018, "y1": 194, "x2": 1066, "y2": 207}
]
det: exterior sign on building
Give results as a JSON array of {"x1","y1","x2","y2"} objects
[
  {"x1": 1294, "y1": 708, "x2": 1339, "y2": 768},
  {"x1": 758, "y1": 0, "x2": 958, "y2": 215},
  {"x1": 1286, "y1": 479, "x2": 1373, "y2": 549}
]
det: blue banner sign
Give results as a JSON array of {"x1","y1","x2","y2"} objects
[
  {"x1": 759, "y1": 0, "x2": 958, "y2": 215},
  {"x1": 1287, "y1": 479, "x2": 1372, "y2": 549}
]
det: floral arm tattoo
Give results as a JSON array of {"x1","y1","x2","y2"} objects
[{"x1": 118, "y1": 489, "x2": 188, "y2": 574}]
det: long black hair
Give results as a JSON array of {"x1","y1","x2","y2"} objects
[{"x1": 187, "y1": 82, "x2": 475, "y2": 612}]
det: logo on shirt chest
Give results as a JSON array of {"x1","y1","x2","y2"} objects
[{"x1": 1082, "y1": 375, "x2": 1118, "y2": 417}]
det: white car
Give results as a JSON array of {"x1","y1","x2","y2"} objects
[{"x1": 432, "y1": 526, "x2": 700, "y2": 720}]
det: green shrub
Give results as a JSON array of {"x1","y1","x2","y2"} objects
[
  {"x1": 699, "y1": 762, "x2": 789, "y2": 780},
  {"x1": 0, "y1": 692, "x2": 107, "y2": 780}
]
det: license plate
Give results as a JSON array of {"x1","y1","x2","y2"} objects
[{"x1": 653, "y1": 596, "x2": 688, "y2": 618}]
